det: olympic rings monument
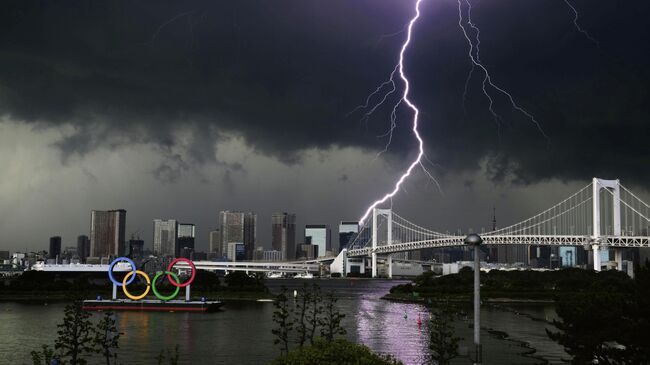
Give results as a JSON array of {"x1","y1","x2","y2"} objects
[{"x1": 82, "y1": 257, "x2": 223, "y2": 312}]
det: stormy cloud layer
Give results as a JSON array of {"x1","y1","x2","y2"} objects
[{"x1": 0, "y1": 0, "x2": 648, "y2": 250}]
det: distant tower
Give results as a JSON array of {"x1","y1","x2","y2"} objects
[
  {"x1": 219, "y1": 211, "x2": 257, "y2": 261},
  {"x1": 272, "y1": 212, "x2": 296, "y2": 261},
  {"x1": 492, "y1": 206, "x2": 497, "y2": 231},
  {"x1": 90, "y1": 209, "x2": 127, "y2": 259},
  {"x1": 49, "y1": 236, "x2": 62, "y2": 261}
]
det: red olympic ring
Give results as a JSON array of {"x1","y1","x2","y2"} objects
[{"x1": 166, "y1": 258, "x2": 196, "y2": 288}]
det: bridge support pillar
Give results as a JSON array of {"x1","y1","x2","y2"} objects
[
  {"x1": 592, "y1": 245, "x2": 601, "y2": 271},
  {"x1": 372, "y1": 208, "x2": 378, "y2": 278},
  {"x1": 186, "y1": 285, "x2": 191, "y2": 302},
  {"x1": 112, "y1": 283, "x2": 117, "y2": 300},
  {"x1": 371, "y1": 252, "x2": 377, "y2": 278},
  {"x1": 387, "y1": 255, "x2": 393, "y2": 279}
]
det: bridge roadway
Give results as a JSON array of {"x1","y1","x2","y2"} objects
[
  {"x1": 174, "y1": 260, "x2": 321, "y2": 273},
  {"x1": 346, "y1": 234, "x2": 650, "y2": 257}
]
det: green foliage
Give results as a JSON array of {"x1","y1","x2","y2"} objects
[
  {"x1": 547, "y1": 261, "x2": 650, "y2": 364},
  {"x1": 395, "y1": 267, "x2": 642, "y2": 300},
  {"x1": 31, "y1": 345, "x2": 58, "y2": 365},
  {"x1": 189, "y1": 269, "x2": 221, "y2": 292},
  {"x1": 224, "y1": 271, "x2": 266, "y2": 292},
  {"x1": 294, "y1": 284, "x2": 311, "y2": 348},
  {"x1": 94, "y1": 311, "x2": 120, "y2": 365},
  {"x1": 55, "y1": 300, "x2": 96, "y2": 365},
  {"x1": 269, "y1": 338, "x2": 403, "y2": 365},
  {"x1": 306, "y1": 284, "x2": 323, "y2": 345},
  {"x1": 8, "y1": 271, "x2": 104, "y2": 293},
  {"x1": 272, "y1": 286, "x2": 293, "y2": 356},
  {"x1": 320, "y1": 292, "x2": 346, "y2": 341},
  {"x1": 427, "y1": 301, "x2": 461, "y2": 365}
]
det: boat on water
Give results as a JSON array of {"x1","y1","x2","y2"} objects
[
  {"x1": 294, "y1": 272, "x2": 314, "y2": 279},
  {"x1": 82, "y1": 299, "x2": 223, "y2": 312}
]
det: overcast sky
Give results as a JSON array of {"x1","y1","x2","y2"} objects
[{"x1": 0, "y1": 0, "x2": 648, "y2": 253}]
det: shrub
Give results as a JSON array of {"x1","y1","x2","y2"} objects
[{"x1": 270, "y1": 338, "x2": 403, "y2": 365}]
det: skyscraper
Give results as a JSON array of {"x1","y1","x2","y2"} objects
[
  {"x1": 305, "y1": 225, "x2": 331, "y2": 258},
  {"x1": 90, "y1": 209, "x2": 126, "y2": 259},
  {"x1": 272, "y1": 212, "x2": 296, "y2": 260},
  {"x1": 77, "y1": 235, "x2": 90, "y2": 263},
  {"x1": 209, "y1": 229, "x2": 221, "y2": 258},
  {"x1": 153, "y1": 219, "x2": 178, "y2": 257},
  {"x1": 338, "y1": 221, "x2": 359, "y2": 253},
  {"x1": 177, "y1": 223, "x2": 196, "y2": 258},
  {"x1": 128, "y1": 238, "x2": 144, "y2": 262},
  {"x1": 49, "y1": 236, "x2": 61, "y2": 260},
  {"x1": 218, "y1": 211, "x2": 256, "y2": 260}
]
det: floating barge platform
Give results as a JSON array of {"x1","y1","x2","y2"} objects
[{"x1": 82, "y1": 299, "x2": 223, "y2": 312}]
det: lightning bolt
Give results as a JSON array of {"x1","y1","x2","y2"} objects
[
  {"x1": 458, "y1": 0, "x2": 548, "y2": 140},
  {"x1": 561, "y1": 0, "x2": 599, "y2": 45},
  {"x1": 358, "y1": 0, "x2": 439, "y2": 224}
]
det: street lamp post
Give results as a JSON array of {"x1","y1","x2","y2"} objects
[{"x1": 465, "y1": 233, "x2": 483, "y2": 365}]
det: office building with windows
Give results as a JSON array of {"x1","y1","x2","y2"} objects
[
  {"x1": 153, "y1": 219, "x2": 178, "y2": 257},
  {"x1": 90, "y1": 209, "x2": 126, "y2": 259},
  {"x1": 272, "y1": 212, "x2": 296, "y2": 260},
  {"x1": 338, "y1": 221, "x2": 359, "y2": 252},
  {"x1": 218, "y1": 211, "x2": 256, "y2": 260},
  {"x1": 304, "y1": 225, "x2": 331, "y2": 258}
]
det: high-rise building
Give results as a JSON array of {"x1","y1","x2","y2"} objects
[
  {"x1": 305, "y1": 225, "x2": 331, "y2": 258},
  {"x1": 218, "y1": 211, "x2": 256, "y2": 260},
  {"x1": 209, "y1": 229, "x2": 222, "y2": 258},
  {"x1": 227, "y1": 242, "x2": 246, "y2": 262},
  {"x1": 338, "y1": 221, "x2": 359, "y2": 253},
  {"x1": 153, "y1": 219, "x2": 178, "y2": 257},
  {"x1": 178, "y1": 223, "x2": 196, "y2": 257},
  {"x1": 128, "y1": 238, "x2": 144, "y2": 262},
  {"x1": 90, "y1": 209, "x2": 127, "y2": 259},
  {"x1": 77, "y1": 235, "x2": 90, "y2": 263},
  {"x1": 297, "y1": 244, "x2": 317, "y2": 260},
  {"x1": 49, "y1": 236, "x2": 62, "y2": 260},
  {"x1": 272, "y1": 212, "x2": 296, "y2": 260}
]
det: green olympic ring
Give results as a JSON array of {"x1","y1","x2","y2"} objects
[{"x1": 151, "y1": 271, "x2": 181, "y2": 301}]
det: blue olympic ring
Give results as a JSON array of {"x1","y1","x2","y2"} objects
[{"x1": 108, "y1": 257, "x2": 137, "y2": 287}]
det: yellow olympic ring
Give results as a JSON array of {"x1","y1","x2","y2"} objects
[{"x1": 121, "y1": 270, "x2": 151, "y2": 300}]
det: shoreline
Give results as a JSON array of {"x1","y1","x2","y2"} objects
[
  {"x1": 382, "y1": 294, "x2": 555, "y2": 305},
  {"x1": 0, "y1": 291, "x2": 273, "y2": 303}
]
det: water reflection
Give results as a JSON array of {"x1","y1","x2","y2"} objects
[{"x1": 2, "y1": 280, "x2": 568, "y2": 364}]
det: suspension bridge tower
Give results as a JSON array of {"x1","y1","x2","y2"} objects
[{"x1": 591, "y1": 178, "x2": 622, "y2": 271}]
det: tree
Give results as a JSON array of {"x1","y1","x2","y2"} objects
[
  {"x1": 547, "y1": 291, "x2": 630, "y2": 364},
  {"x1": 320, "y1": 292, "x2": 346, "y2": 341},
  {"x1": 272, "y1": 286, "x2": 293, "y2": 356},
  {"x1": 428, "y1": 301, "x2": 461, "y2": 365},
  {"x1": 30, "y1": 345, "x2": 58, "y2": 365},
  {"x1": 294, "y1": 283, "x2": 311, "y2": 348},
  {"x1": 190, "y1": 269, "x2": 221, "y2": 292},
  {"x1": 306, "y1": 283, "x2": 323, "y2": 345},
  {"x1": 269, "y1": 338, "x2": 403, "y2": 365},
  {"x1": 94, "y1": 311, "x2": 120, "y2": 365},
  {"x1": 55, "y1": 300, "x2": 96, "y2": 365}
]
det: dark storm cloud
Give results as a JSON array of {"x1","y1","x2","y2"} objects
[{"x1": 0, "y1": 0, "x2": 648, "y2": 184}]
